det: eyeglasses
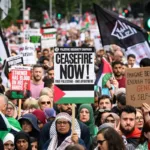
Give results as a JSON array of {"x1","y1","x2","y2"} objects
[
  {"x1": 97, "y1": 140, "x2": 106, "y2": 145},
  {"x1": 6, "y1": 107, "x2": 14, "y2": 111},
  {"x1": 136, "y1": 117, "x2": 143, "y2": 121},
  {"x1": 41, "y1": 101, "x2": 51, "y2": 105},
  {"x1": 56, "y1": 121, "x2": 69, "y2": 125}
]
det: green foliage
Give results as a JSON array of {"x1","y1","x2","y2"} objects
[{"x1": 1, "y1": 0, "x2": 21, "y2": 28}]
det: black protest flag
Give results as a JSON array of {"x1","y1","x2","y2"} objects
[{"x1": 93, "y1": 3, "x2": 150, "y2": 63}]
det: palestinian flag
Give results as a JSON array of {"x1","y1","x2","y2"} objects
[
  {"x1": 43, "y1": 10, "x2": 51, "y2": 27},
  {"x1": 95, "y1": 57, "x2": 113, "y2": 88}
]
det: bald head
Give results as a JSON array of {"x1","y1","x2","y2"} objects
[
  {"x1": 0, "y1": 94, "x2": 8, "y2": 114},
  {"x1": 114, "y1": 50, "x2": 124, "y2": 62}
]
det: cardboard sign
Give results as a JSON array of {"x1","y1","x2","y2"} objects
[
  {"x1": 6, "y1": 55, "x2": 23, "y2": 68},
  {"x1": 126, "y1": 67, "x2": 150, "y2": 107},
  {"x1": 54, "y1": 47, "x2": 95, "y2": 104},
  {"x1": 19, "y1": 42, "x2": 36, "y2": 65},
  {"x1": 41, "y1": 27, "x2": 57, "y2": 48},
  {"x1": 9, "y1": 66, "x2": 31, "y2": 91}
]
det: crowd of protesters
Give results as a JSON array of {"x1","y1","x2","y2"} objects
[{"x1": 0, "y1": 21, "x2": 150, "y2": 150}]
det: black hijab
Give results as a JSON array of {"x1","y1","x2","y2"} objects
[{"x1": 14, "y1": 131, "x2": 31, "y2": 150}]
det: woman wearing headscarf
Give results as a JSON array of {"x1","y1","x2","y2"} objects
[
  {"x1": 43, "y1": 112, "x2": 85, "y2": 150},
  {"x1": 32, "y1": 109, "x2": 47, "y2": 130},
  {"x1": 14, "y1": 131, "x2": 31, "y2": 150},
  {"x1": 18, "y1": 113, "x2": 40, "y2": 138},
  {"x1": 3, "y1": 133, "x2": 15, "y2": 150},
  {"x1": 103, "y1": 112, "x2": 120, "y2": 127},
  {"x1": 78, "y1": 104, "x2": 98, "y2": 145}
]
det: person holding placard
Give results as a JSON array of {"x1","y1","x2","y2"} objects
[{"x1": 43, "y1": 113, "x2": 86, "y2": 150}]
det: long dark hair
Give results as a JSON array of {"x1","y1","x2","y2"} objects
[
  {"x1": 139, "y1": 120, "x2": 150, "y2": 144},
  {"x1": 97, "y1": 127, "x2": 126, "y2": 150}
]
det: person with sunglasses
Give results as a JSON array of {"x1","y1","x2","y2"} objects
[
  {"x1": 38, "y1": 95, "x2": 52, "y2": 111},
  {"x1": 95, "y1": 127, "x2": 126, "y2": 150}
]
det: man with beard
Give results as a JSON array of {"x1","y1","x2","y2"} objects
[
  {"x1": 119, "y1": 105, "x2": 141, "y2": 148},
  {"x1": 30, "y1": 65, "x2": 44, "y2": 98},
  {"x1": 39, "y1": 103, "x2": 90, "y2": 150},
  {"x1": 112, "y1": 61, "x2": 126, "y2": 88}
]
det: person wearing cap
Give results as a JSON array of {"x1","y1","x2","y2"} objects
[
  {"x1": 18, "y1": 113, "x2": 40, "y2": 138},
  {"x1": 3, "y1": 133, "x2": 15, "y2": 150},
  {"x1": 32, "y1": 109, "x2": 47, "y2": 130},
  {"x1": 14, "y1": 131, "x2": 31, "y2": 150},
  {"x1": 43, "y1": 112, "x2": 85, "y2": 150}
]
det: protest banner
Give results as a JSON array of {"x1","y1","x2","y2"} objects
[
  {"x1": 19, "y1": 42, "x2": 36, "y2": 65},
  {"x1": 9, "y1": 66, "x2": 31, "y2": 91},
  {"x1": 126, "y1": 67, "x2": 150, "y2": 107},
  {"x1": 54, "y1": 47, "x2": 95, "y2": 104},
  {"x1": 24, "y1": 29, "x2": 41, "y2": 50},
  {"x1": 41, "y1": 27, "x2": 57, "y2": 49},
  {"x1": 6, "y1": 55, "x2": 23, "y2": 68}
]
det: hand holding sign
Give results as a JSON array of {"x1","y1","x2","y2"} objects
[{"x1": 71, "y1": 132, "x2": 79, "y2": 144}]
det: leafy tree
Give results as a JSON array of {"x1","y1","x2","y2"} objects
[{"x1": 1, "y1": 0, "x2": 21, "y2": 28}]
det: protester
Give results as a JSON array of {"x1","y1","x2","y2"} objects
[
  {"x1": 103, "y1": 112, "x2": 120, "y2": 126},
  {"x1": 127, "y1": 54, "x2": 139, "y2": 68},
  {"x1": 14, "y1": 131, "x2": 31, "y2": 150},
  {"x1": 32, "y1": 109, "x2": 47, "y2": 130},
  {"x1": 78, "y1": 104, "x2": 98, "y2": 144},
  {"x1": 43, "y1": 112, "x2": 86, "y2": 150},
  {"x1": 23, "y1": 97, "x2": 39, "y2": 114},
  {"x1": 44, "y1": 108, "x2": 56, "y2": 121},
  {"x1": 38, "y1": 95, "x2": 53, "y2": 111},
  {"x1": 135, "y1": 109, "x2": 144, "y2": 130},
  {"x1": 112, "y1": 61, "x2": 126, "y2": 88},
  {"x1": 98, "y1": 95, "x2": 112, "y2": 110},
  {"x1": 119, "y1": 105, "x2": 141, "y2": 148},
  {"x1": 136, "y1": 120, "x2": 150, "y2": 150},
  {"x1": 39, "y1": 104, "x2": 90, "y2": 150},
  {"x1": 95, "y1": 127, "x2": 126, "y2": 150},
  {"x1": 18, "y1": 113, "x2": 40, "y2": 138},
  {"x1": 5, "y1": 101, "x2": 17, "y2": 118},
  {"x1": 30, "y1": 137, "x2": 38, "y2": 150},
  {"x1": 3, "y1": 133, "x2": 15, "y2": 150},
  {"x1": 30, "y1": 65, "x2": 44, "y2": 99}
]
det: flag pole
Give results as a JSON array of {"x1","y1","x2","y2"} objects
[
  {"x1": 72, "y1": 104, "x2": 75, "y2": 133},
  {"x1": 18, "y1": 99, "x2": 22, "y2": 118}
]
